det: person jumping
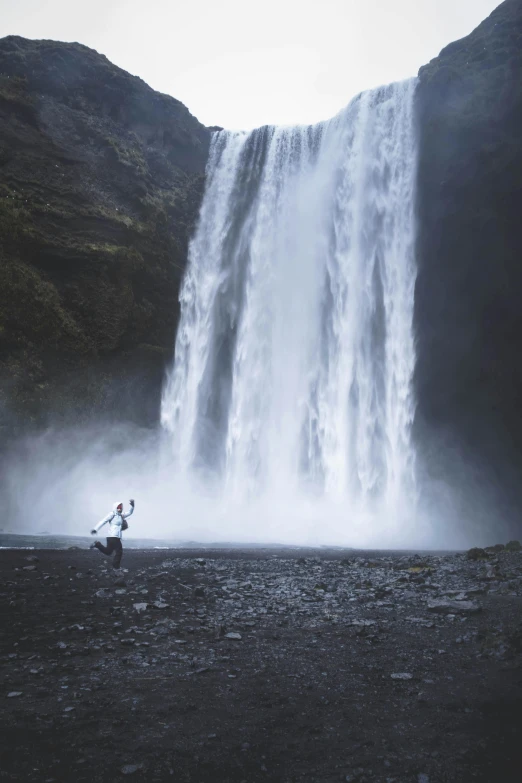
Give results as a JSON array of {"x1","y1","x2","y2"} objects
[{"x1": 90, "y1": 499, "x2": 135, "y2": 569}]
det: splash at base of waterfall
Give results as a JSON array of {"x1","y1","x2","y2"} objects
[{"x1": 162, "y1": 79, "x2": 421, "y2": 546}]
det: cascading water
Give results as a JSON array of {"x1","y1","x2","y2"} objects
[{"x1": 161, "y1": 79, "x2": 420, "y2": 547}]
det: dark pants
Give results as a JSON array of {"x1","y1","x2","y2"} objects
[{"x1": 95, "y1": 537, "x2": 123, "y2": 568}]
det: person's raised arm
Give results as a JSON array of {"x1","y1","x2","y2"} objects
[
  {"x1": 123, "y1": 499, "x2": 135, "y2": 520},
  {"x1": 90, "y1": 511, "x2": 114, "y2": 536}
]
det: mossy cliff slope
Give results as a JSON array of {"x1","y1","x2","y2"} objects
[
  {"x1": 0, "y1": 36, "x2": 210, "y2": 434},
  {"x1": 415, "y1": 0, "x2": 522, "y2": 511}
]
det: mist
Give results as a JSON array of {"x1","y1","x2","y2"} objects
[{"x1": 0, "y1": 411, "x2": 511, "y2": 551}]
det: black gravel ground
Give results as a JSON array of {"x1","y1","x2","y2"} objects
[{"x1": 1, "y1": 546, "x2": 522, "y2": 782}]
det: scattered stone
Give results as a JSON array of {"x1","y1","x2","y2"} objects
[
  {"x1": 194, "y1": 586, "x2": 205, "y2": 598},
  {"x1": 154, "y1": 601, "x2": 169, "y2": 609},
  {"x1": 485, "y1": 564, "x2": 501, "y2": 579},
  {"x1": 225, "y1": 632, "x2": 242, "y2": 640},
  {"x1": 345, "y1": 769, "x2": 365, "y2": 781},
  {"x1": 121, "y1": 765, "x2": 140, "y2": 775},
  {"x1": 7, "y1": 692, "x2": 22, "y2": 698},
  {"x1": 95, "y1": 589, "x2": 111, "y2": 599},
  {"x1": 391, "y1": 673, "x2": 413, "y2": 680},
  {"x1": 114, "y1": 577, "x2": 126, "y2": 587},
  {"x1": 349, "y1": 619, "x2": 376, "y2": 627},
  {"x1": 133, "y1": 603, "x2": 148, "y2": 614},
  {"x1": 22, "y1": 565, "x2": 37, "y2": 572},
  {"x1": 427, "y1": 599, "x2": 481, "y2": 615},
  {"x1": 25, "y1": 556, "x2": 39, "y2": 563}
]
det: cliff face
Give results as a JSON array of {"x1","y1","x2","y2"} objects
[
  {"x1": 415, "y1": 0, "x2": 522, "y2": 516},
  {"x1": 0, "y1": 36, "x2": 210, "y2": 436}
]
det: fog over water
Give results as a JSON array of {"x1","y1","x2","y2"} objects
[{"x1": 1, "y1": 80, "x2": 506, "y2": 549}]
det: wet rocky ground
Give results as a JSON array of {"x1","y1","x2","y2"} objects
[{"x1": 1, "y1": 544, "x2": 522, "y2": 782}]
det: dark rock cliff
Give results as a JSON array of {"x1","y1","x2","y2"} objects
[
  {"x1": 0, "y1": 36, "x2": 210, "y2": 437},
  {"x1": 415, "y1": 0, "x2": 522, "y2": 523}
]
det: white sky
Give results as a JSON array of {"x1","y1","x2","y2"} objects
[{"x1": 2, "y1": 0, "x2": 500, "y2": 130}]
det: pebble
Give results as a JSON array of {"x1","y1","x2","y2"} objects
[
  {"x1": 427, "y1": 599, "x2": 481, "y2": 614},
  {"x1": 7, "y1": 692, "x2": 23, "y2": 698},
  {"x1": 225, "y1": 632, "x2": 242, "y2": 640},
  {"x1": 391, "y1": 673, "x2": 413, "y2": 680}
]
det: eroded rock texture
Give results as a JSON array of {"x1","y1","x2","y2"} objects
[
  {"x1": 0, "y1": 36, "x2": 210, "y2": 434},
  {"x1": 415, "y1": 0, "x2": 522, "y2": 523}
]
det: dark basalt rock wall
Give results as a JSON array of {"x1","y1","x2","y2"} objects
[
  {"x1": 0, "y1": 36, "x2": 210, "y2": 438},
  {"x1": 414, "y1": 0, "x2": 522, "y2": 521}
]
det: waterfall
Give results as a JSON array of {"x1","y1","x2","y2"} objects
[{"x1": 161, "y1": 79, "x2": 419, "y2": 546}]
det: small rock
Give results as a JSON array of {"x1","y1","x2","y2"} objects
[
  {"x1": 95, "y1": 589, "x2": 111, "y2": 599},
  {"x1": 225, "y1": 632, "x2": 242, "y2": 640},
  {"x1": 345, "y1": 769, "x2": 364, "y2": 781},
  {"x1": 349, "y1": 619, "x2": 376, "y2": 627},
  {"x1": 63, "y1": 706, "x2": 75, "y2": 713},
  {"x1": 120, "y1": 638, "x2": 135, "y2": 646},
  {"x1": 25, "y1": 556, "x2": 39, "y2": 563},
  {"x1": 427, "y1": 599, "x2": 481, "y2": 614},
  {"x1": 194, "y1": 586, "x2": 205, "y2": 598},
  {"x1": 7, "y1": 692, "x2": 23, "y2": 698},
  {"x1": 485, "y1": 564, "x2": 501, "y2": 580},
  {"x1": 391, "y1": 672, "x2": 413, "y2": 680},
  {"x1": 133, "y1": 603, "x2": 148, "y2": 613},
  {"x1": 121, "y1": 765, "x2": 140, "y2": 775},
  {"x1": 154, "y1": 601, "x2": 169, "y2": 609},
  {"x1": 418, "y1": 775, "x2": 430, "y2": 783},
  {"x1": 467, "y1": 548, "x2": 487, "y2": 561},
  {"x1": 22, "y1": 565, "x2": 37, "y2": 572},
  {"x1": 114, "y1": 577, "x2": 126, "y2": 587}
]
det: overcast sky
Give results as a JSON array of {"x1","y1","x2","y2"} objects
[{"x1": 2, "y1": 0, "x2": 500, "y2": 129}]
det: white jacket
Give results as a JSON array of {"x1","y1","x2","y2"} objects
[{"x1": 94, "y1": 501, "x2": 134, "y2": 539}]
